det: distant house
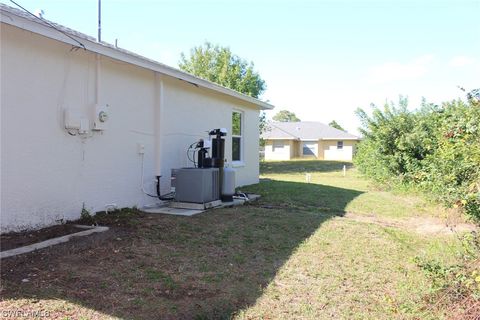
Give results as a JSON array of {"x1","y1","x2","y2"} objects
[{"x1": 262, "y1": 122, "x2": 360, "y2": 161}]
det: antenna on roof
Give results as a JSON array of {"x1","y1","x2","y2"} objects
[{"x1": 97, "y1": 0, "x2": 101, "y2": 42}]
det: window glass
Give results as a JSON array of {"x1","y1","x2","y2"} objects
[
  {"x1": 232, "y1": 112, "x2": 242, "y2": 136},
  {"x1": 232, "y1": 137, "x2": 241, "y2": 161},
  {"x1": 337, "y1": 141, "x2": 344, "y2": 149},
  {"x1": 232, "y1": 111, "x2": 242, "y2": 162}
]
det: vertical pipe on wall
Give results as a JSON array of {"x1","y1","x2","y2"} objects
[
  {"x1": 95, "y1": 53, "x2": 100, "y2": 105},
  {"x1": 154, "y1": 72, "x2": 163, "y2": 177}
]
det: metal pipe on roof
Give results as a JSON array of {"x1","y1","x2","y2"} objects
[{"x1": 97, "y1": 0, "x2": 101, "y2": 42}]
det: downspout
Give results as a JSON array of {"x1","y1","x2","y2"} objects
[{"x1": 154, "y1": 73, "x2": 164, "y2": 196}]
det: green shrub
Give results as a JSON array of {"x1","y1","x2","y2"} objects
[
  {"x1": 421, "y1": 100, "x2": 480, "y2": 217},
  {"x1": 354, "y1": 90, "x2": 480, "y2": 220}
]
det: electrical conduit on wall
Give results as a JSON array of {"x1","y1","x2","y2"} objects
[
  {"x1": 95, "y1": 53, "x2": 100, "y2": 106},
  {"x1": 154, "y1": 72, "x2": 164, "y2": 182}
]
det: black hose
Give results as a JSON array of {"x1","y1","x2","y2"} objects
[
  {"x1": 156, "y1": 176, "x2": 175, "y2": 201},
  {"x1": 156, "y1": 175, "x2": 161, "y2": 197}
]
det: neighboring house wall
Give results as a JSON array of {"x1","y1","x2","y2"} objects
[
  {"x1": 317, "y1": 140, "x2": 325, "y2": 160},
  {"x1": 321, "y1": 140, "x2": 357, "y2": 161},
  {"x1": 265, "y1": 139, "x2": 358, "y2": 161},
  {"x1": 265, "y1": 140, "x2": 292, "y2": 160},
  {"x1": 291, "y1": 140, "x2": 300, "y2": 158},
  {"x1": 1, "y1": 24, "x2": 260, "y2": 232},
  {"x1": 264, "y1": 139, "x2": 302, "y2": 160}
]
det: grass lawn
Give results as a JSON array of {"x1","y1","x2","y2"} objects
[{"x1": 0, "y1": 160, "x2": 470, "y2": 319}]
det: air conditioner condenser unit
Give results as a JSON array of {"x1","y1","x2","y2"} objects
[{"x1": 173, "y1": 168, "x2": 220, "y2": 203}]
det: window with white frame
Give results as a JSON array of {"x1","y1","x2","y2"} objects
[
  {"x1": 337, "y1": 141, "x2": 344, "y2": 150},
  {"x1": 232, "y1": 111, "x2": 242, "y2": 162}
]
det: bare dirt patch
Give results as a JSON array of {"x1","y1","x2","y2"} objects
[
  {"x1": 0, "y1": 224, "x2": 88, "y2": 251},
  {"x1": 343, "y1": 212, "x2": 477, "y2": 235}
]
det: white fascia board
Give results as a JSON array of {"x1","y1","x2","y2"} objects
[
  {"x1": 0, "y1": 9, "x2": 274, "y2": 111},
  {"x1": 321, "y1": 137, "x2": 360, "y2": 141}
]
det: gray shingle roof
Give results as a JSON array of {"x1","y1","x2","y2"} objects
[
  {"x1": 262, "y1": 121, "x2": 360, "y2": 140},
  {"x1": 0, "y1": 3, "x2": 97, "y2": 42}
]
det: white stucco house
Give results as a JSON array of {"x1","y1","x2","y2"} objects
[
  {"x1": 0, "y1": 4, "x2": 274, "y2": 232},
  {"x1": 262, "y1": 122, "x2": 360, "y2": 161}
]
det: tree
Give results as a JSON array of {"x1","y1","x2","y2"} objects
[
  {"x1": 329, "y1": 120, "x2": 345, "y2": 131},
  {"x1": 272, "y1": 110, "x2": 301, "y2": 122},
  {"x1": 259, "y1": 112, "x2": 267, "y2": 147},
  {"x1": 259, "y1": 111, "x2": 268, "y2": 134},
  {"x1": 179, "y1": 42, "x2": 266, "y2": 98}
]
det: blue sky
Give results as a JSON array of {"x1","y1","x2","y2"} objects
[{"x1": 3, "y1": 0, "x2": 479, "y2": 134}]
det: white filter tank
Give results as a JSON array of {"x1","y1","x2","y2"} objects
[{"x1": 222, "y1": 167, "x2": 236, "y2": 202}]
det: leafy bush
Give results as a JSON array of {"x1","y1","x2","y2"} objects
[
  {"x1": 354, "y1": 90, "x2": 480, "y2": 220},
  {"x1": 422, "y1": 99, "x2": 480, "y2": 217},
  {"x1": 414, "y1": 232, "x2": 480, "y2": 318},
  {"x1": 355, "y1": 96, "x2": 434, "y2": 185}
]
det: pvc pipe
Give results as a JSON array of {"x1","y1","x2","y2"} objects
[{"x1": 154, "y1": 73, "x2": 163, "y2": 176}]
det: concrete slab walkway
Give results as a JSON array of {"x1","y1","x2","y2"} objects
[{"x1": 0, "y1": 225, "x2": 109, "y2": 259}]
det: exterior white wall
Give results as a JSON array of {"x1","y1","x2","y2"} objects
[
  {"x1": 322, "y1": 140, "x2": 356, "y2": 161},
  {"x1": 160, "y1": 77, "x2": 260, "y2": 189},
  {"x1": 264, "y1": 140, "x2": 292, "y2": 160},
  {"x1": 0, "y1": 24, "x2": 260, "y2": 232}
]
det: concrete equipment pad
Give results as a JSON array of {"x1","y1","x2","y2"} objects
[
  {"x1": 142, "y1": 206, "x2": 204, "y2": 216},
  {"x1": 142, "y1": 193, "x2": 261, "y2": 216}
]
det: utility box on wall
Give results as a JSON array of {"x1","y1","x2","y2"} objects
[
  {"x1": 93, "y1": 104, "x2": 109, "y2": 130},
  {"x1": 174, "y1": 168, "x2": 219, "y2": 203},
  {"x1": 64, "y1": 109, "x2": 90, "y2": 134}
]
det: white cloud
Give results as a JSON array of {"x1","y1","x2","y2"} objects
[
  {"x1": 365, "y1": 54, "x2": 434, "y2": 84},
  {"x1": 449, "y1": 55, "x2": 475, "y2": 67}
]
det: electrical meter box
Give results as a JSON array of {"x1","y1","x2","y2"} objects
[{"x1": 93, "y1": 104, "x2": 109, "y2": 130}]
